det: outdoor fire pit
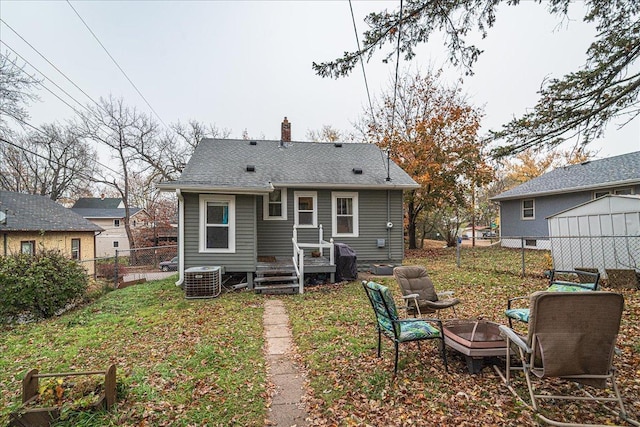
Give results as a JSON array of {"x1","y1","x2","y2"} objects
[{"x1": 443, "y1": 319, "x2": 511, "y2": 373}]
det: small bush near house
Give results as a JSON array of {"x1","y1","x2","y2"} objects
[{"x1": 0, "y1": 250, "x2": 88, "y2": 322}]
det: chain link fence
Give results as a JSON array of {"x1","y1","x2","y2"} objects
[
  {"x1": 456, "y1": 235, "x2": 639, "y2": 287},
  {"x1": 78, "y1": 245, "x2": 178, "y2": 287}
]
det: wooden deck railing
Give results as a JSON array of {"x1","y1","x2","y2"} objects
[{"x1": 292, "y1": 225, "x2": 335, "y2": 294}]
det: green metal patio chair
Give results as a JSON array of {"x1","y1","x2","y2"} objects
[
  {"x1": 505, "y1": 269, "x2": 600, "y2": 328},
  {"x1": 361, "y1": 280, "x2": 448, "y2": 375}
]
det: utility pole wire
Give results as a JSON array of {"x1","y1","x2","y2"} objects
[
  {"x1": 66, "y1": 0, "x2": 169, "y2": 128},
  {"x1": 0, "y1": 135, "x2": 118, "y2": 188},
  {"x1": 4, "y1": 114, "x2": 123, "y2": 177},
  {"x1": 0, "y1": 19, "x2": 104, "y2": 111},
  {"x1": 388, "y1": 0, "x2": 404, "y2": 182},
  {"x1": 348, "y1": 0, "x2": 387, "y2": 173}
]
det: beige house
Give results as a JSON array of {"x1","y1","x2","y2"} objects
[
  {"x1": 71, "y1": 197, "x2": 150, "y2": 257},
  {"x1": 0, "y1": 191, "x2": 102, "y2": 275}
]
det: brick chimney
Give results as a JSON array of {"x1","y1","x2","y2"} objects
[{"x1": 281, "y1": 117, "x2": 291, "y2": 143}]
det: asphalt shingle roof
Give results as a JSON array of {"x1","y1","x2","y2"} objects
[
  {"x1": 70, "y1": 207, "x2": 142, "y2": 219},
  {"x1": 158, "y1": 139, "x2": 419, "y2": 191},
  {"x1": 0, "y1": 191, "x2": 103, "y2": 232},
  {"x1": 492, "y1": 151, "x2": 640, "y2": 201},
  {"x1": 72, "y1": 197, "x2": 124, "y2": 209}
]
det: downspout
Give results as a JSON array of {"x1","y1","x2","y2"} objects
[
  {"x1": 3, "y1": 233, "x2": 7, "y2": 256},
  {"x1": 387, "y1": 190, "x2": 391, "y2": 260},
  {"x1": 175, "y1": 189, "x2": 185, "y2": 287}
]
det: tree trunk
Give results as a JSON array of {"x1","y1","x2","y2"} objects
[{"x1": 407, "y1": 197, "x2": 418, "y2": 249}]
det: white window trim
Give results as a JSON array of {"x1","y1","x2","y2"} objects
[
  {"x1": 614, "y1": 188, "x2": 634, "y2": 195},
  {"x1": 294, "y1": 191, "x2": 317, "y2": 228},
  {"x1": 593, "y1": 190, "x2": 611, "y2": 199},
  {"x1": 199, "y1": 194, "x2": 236, "y2": 253},
  {"x1": 332, "y1": 191, "x2": 359, "y2": 237},
  {"x1": 522, "y1": 199, "x2": 535, "y2": 220},
  {"x1": 263, "y1": 188, "x2": 288, "y2": 220}
]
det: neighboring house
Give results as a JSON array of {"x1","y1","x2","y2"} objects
[
  {"x1": 492, "y1": 151, "x2": 640, "y2": 249},
  {"x1": 157, "y1": 119, "x2": 419, "y2": 291},
  {"x1": 0, "y1": 191, "x2": 102, "y2": 274},
  {"x1": 71, "y1": 197, "x2": 150, "y2": 257}
]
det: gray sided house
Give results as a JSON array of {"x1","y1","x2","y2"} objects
[
  {"x1": 492, "y1": 151, "x2": 640, "y2": 250},
  {"x1": 157, "y1": 137, "x2": 419, "y2": 292}
]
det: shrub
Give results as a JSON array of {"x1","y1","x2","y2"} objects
[{"x1": 0, "y1": 250, "x2": 89, "y2": 322}]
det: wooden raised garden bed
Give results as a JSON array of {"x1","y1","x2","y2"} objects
[{"x1": 9, "y1": 365, "x2": 116, "y2": 427}]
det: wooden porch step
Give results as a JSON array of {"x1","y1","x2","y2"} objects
[
  {"x1": 254, "y1": 284, "x2": 300, "y2": 291},
  {"x1": 256, "y1": 269, "x2": 295, "y2": 275},
  {"x1": 254, "y1": 275, "x2": 298, "y2": 283}
]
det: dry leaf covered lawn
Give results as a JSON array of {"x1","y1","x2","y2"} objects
[
  {"x1": 285, "y1": 246, "x2": 640, "y2": 426},
  {"x1": 0, "y1": 245, "x2": 638, "y2": 426}
]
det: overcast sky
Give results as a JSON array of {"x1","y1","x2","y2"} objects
[{"x1": 1, "y1": 0, "x2": 638, "y2": 160}]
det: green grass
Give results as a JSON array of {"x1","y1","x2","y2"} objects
[
  {"x1": 1, "y1": 246, "x2": 638, "y2": 426},
  {"x1": 0, "y1": 278, "x2": 266, "y2": 427}
]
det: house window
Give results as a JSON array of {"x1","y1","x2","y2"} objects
[
  {"x1": 263, "y1": 188, "x2": 287, "y2": 220},
  {"x1": 594, "y1": 190, "x2": 610, "y2": 199},
  {"x1": 199, "y1": 194, "x2": 236, "y2": 253},
  {"x1": 21, "y1": 240, "x2": 35, "y2": 255},
  {"x1": 332, "y1": 192, "x2": 359, "y2": 237},
  {"x1": 294, "y1": 191, "x2": 317, "y2": 228},
  {"x1": 133, "y1": 220, "x2": 137, "y2": 227},
  {"x1": 113, "y1": 241, "x2": 119, "y2": 248},
  {"x1": 71, "y1": 238, "x2": 81, "y2": 260},
  {"x1": 525, "y1": 239, "x2": 537, "y2": 247},
  {"x1": 522, "y1": 199, "x2": 535, "y2": 220},
  {"x1": 114, "y1": 219, "x2": 120, "y2": 227},
  {"x1": 614, "y1": 188, "x2": 633, "y2": 195}
]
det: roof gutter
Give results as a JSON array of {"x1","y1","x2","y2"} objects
[
  {"x1": 175, "y1": 189, "x2": 185, "y2": 288},
  {"x1": 270, "y1": 182, "x2": 420, "y2": 190},
  {"x1": 156, "y1": 183, "x2": 275, "y2": 194}
]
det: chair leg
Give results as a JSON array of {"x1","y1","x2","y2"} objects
[
  {"x1": 452, "y1": 306, "x2": 457, "y2": 317},
  {"x1": 508, "y1": 317, "x2": 513, "y2": 329},
  {"x1": 440, "y1": 337, "x2": 448, "y2": 372},
  {"x1": 377, "y1": 329, "x2": 382, "y2": 357},
  {"x1": 394, "y1": 342, "x2": 399, "y2": 375}
]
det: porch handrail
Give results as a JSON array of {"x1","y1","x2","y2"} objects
[
  {"x1": 292, "y1": 224, "x2": 335, "y2": 265},
  {"x1": 291, "y1": 238, "x2": 304, "y2": 294}
]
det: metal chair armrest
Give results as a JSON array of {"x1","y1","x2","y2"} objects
[
  {"x1": 437, "y1": 290, "x2": 454, "y2": 298},
  {"x1": 498, "y1": 325, "x2": 530, "y2": 353},
  {"x1": 507, "y1": 296, "x2": 528, "y2": 310},
  {"x1": 401, "y1": 293, "x2": 420, "y2": 300}
]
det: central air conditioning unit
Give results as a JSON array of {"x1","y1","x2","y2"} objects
[{"x1": 184, "y1": 266, "x2": 222, "y2": 299}]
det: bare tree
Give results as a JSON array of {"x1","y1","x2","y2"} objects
[
  {"x1": 0, "y1": 52, "x2": 39, "y2": 137},
  {"x1": 77, "y1": 95, "x2": 159, "y2": 251},
  {"x1": 0, "y1": 123, "x2": 97, "y2": 201}
]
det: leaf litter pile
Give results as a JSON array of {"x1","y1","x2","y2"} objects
[
  {"x1": 285, "y1": 246, "x2": 640, "y2": 426},
  {"x1": 0, "y1": 245, "x2": 638, "y2": 426}
]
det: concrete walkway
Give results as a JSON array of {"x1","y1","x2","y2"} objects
[{"x1": 263, "y1": 299, "x2": 308, "y2": 427}]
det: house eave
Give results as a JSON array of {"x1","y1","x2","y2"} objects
[
  {"x1": 158, "y1": 182, "x2": 419, "y2": 192},
  {"x1": 491, "y1": 179, "x2": 640, "y2": 202}
]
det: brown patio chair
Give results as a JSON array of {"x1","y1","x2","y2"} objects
[
  {"x1": 361, "y1": 280, "x2": 447, "y2": 375},
  {"x1": 393, "y1": 266, "x2": 460, "y2": 317},
  {"x1": 496, "y1": 291, "x2": 635, "y2": 426}
]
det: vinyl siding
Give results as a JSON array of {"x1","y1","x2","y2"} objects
[
  {"x1": 257, "y1": 188, "x2": 404, "y2": 264},
  {"x1": 182, "y1": 192, "x2": 256, "y2": 272}
]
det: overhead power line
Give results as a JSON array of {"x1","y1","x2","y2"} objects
[
  {"x1": 0, "y1": 43, "x2": 96, "y2": 119},
  {"x1": 388, "y1": 0, "x2": 405, "y2": 181},
  {"x1": 4, "y1": 113, "x2": 123, "y2": 177},
  {"x1": 66, "y1": 0, "x2": 169, "y2": 128},
  {"x1": 0, "y1": 135, "x2": 115, "y2": 187},
  {"x1": 348, "y1": 0, "x2": 388, "y2": 174},
  {"x1": 0, "y1": 18, "x2": 103, "y2": 111}
]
